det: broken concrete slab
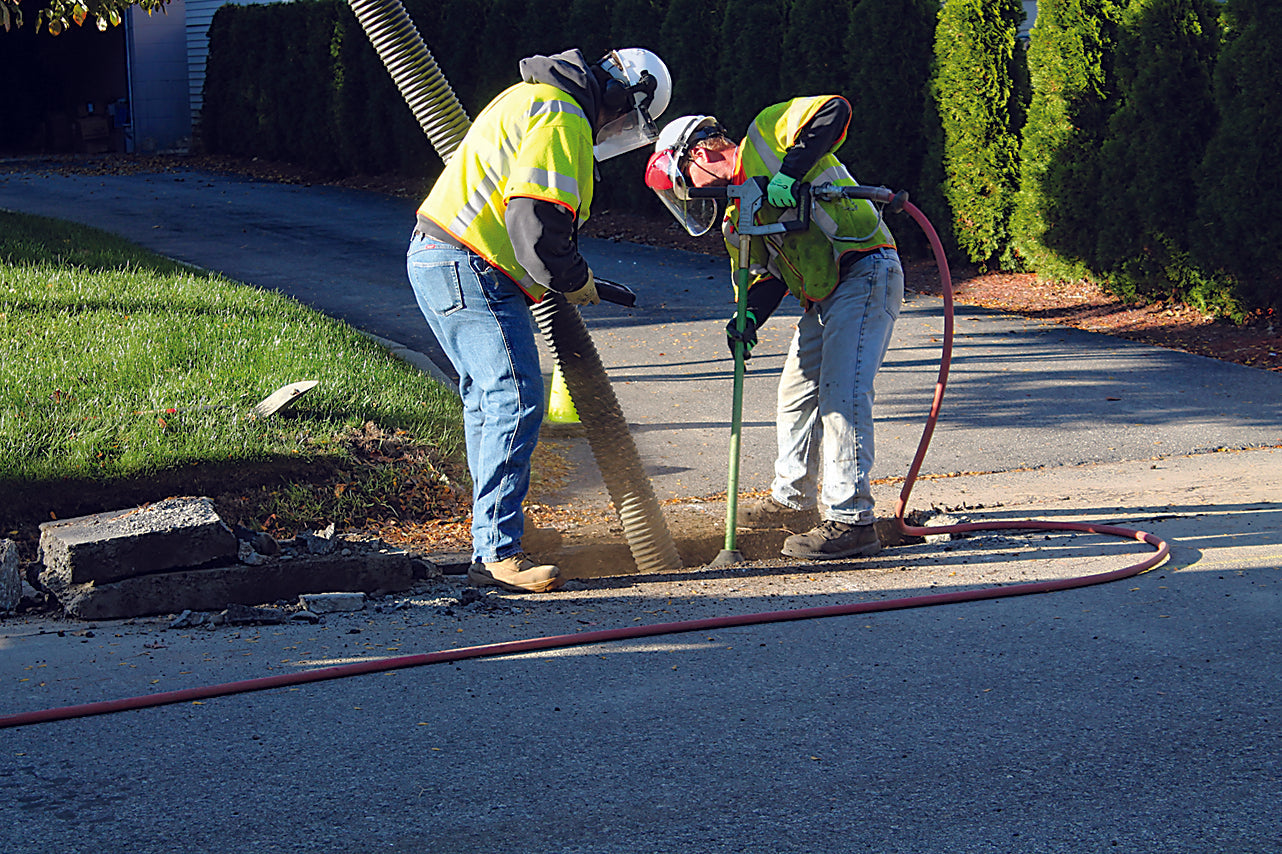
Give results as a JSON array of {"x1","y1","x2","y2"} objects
[
  {"x1": 1, "y1": 539, "x2": 20, "y2": 612},
  {"x1": 297, "y1": 523, "x2": 338, "y2": 555},
  {"x1": 223, "y1": 603, "x2": 287, "y2": 625},
  {"x1": 422, "y1": 552, "x2": 471, "y2": 575},
  {"x1": 38, "y1": 496, "x2": 237, "y2": 587},
  {"x1": 45, "y1": 549, "x2": 414, "y2": 620},
  {"x1": 299, "y1": 592, "x2": 366, "y2": 613}
]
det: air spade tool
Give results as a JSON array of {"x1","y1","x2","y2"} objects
[{"x1": 691, "y1": 177, "x2": 809, "y2": 566}]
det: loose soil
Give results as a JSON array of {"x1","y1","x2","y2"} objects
[{"x1": 3, "y1": 153, "x2": 1278, "y2": 568}]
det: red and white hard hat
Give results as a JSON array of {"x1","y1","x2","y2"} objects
[{"x1": 644, "y1": 115, "x2": 726, "y2": 236}]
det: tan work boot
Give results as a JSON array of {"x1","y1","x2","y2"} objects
[
  {"x1": 468, "y1": 553, "x2": 563, "y2": 593},
  {"x1": 736, "y1": 497, "x2": 820, "y2": 531}
]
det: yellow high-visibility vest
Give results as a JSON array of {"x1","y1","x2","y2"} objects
[
  {"x1": 418, "y1": 81, "x2": 595, "y2": 301},
  {"x1": 728, "y1": 96, "x2": 895, "y2": 304}
]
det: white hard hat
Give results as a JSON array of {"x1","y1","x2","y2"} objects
[
  {"x1": 655, "y1": 115, "x2": 724, "y2": 166},
  {"x1": 643, "y1": 115, "x2": 726, "y2": 236},
  {"x1": 593, "y1": 48, "x2": 673, "y2": 161}
]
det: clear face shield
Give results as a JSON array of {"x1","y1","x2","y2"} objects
[
  {"x1": 594, "y1": 106, "x2": 659, "y2": 161},
  {"x1": 593, "y1": 50, "x2": 664, "y2": 161},
  {"x1": 644, "y1": 149, "x2": 720, "y2": 237}
]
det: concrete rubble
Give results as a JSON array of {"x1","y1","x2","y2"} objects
[
  {"x1": 1, "y1": 538, "x2": 22, "y2": 612},
  {"x1": 32, "y1": 496, "x2": 425, "y2": 620}
]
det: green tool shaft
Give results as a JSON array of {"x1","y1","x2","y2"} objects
[{"x1": 723, "y1": 236, "x2": 753, "y2": 552}]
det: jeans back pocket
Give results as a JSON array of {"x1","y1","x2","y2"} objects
[{"x1": 409, "y1": 259, "x2": 465, "y2": 317}]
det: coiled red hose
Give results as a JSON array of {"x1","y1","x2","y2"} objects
[{"x1": 0, "y1": 201, "x2": 1168, "y2": 730}]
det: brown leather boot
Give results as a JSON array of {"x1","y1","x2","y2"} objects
[
  {"x1": 468, "y1": 553, "x2": 563, "y2": 593},
  {"x1": 781, "y1": 521, "x2": 881, "y2": 560}
]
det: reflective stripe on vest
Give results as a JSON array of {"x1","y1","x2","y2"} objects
[{"x1": 418, "y1": 82, "x2": 595, "y2": 301}]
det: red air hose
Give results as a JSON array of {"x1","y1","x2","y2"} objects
[{"x1": 0, "y1": 202, "x2": 1168, "y2": 730}]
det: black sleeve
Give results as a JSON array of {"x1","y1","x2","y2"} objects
[
  {"x1": 505, "y1": 197, "x2": 590, "y2": 292},
  {"x1": 746, "y1": 277, "x2": 789, "y2": 326},
  {"x1": 777, "y1": 96, "x2": 852, "y2": 180}
]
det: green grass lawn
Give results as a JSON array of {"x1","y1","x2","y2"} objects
[{"x1": 0, "y1": 210, "x2": 463, "y2": 533}]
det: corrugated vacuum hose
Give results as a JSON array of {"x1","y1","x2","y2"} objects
[
  {"x1": 532, "y1": 297, "x2": 682, "y2": 573},
  {"x1": 346, "y1": 0, "x2": 470, "y2": 163}
]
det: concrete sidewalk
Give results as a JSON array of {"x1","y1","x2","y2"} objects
[{"x1": 2, "y1": 164, "x2": 1279, "y2": 853}]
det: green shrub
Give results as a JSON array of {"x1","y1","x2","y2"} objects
[
  {"x1": 840, "y1": 0, "x2": 941, "y2": 256},
  {"x1": 779, "y1": 0, "x2": 849, "y2": 96},
  {"x1": 1009, "y1": 0, "x2": 1122, "y2": 281},
  {"x1": 658, "y1": 0, "x2": 726, "y2": 122},
  {"x1": 201, "y1": 0, "x2": 434, "y2": 177},
  {"x1": 1093, "y1": 0, "x2": 1220, "y2": 305},
  {"x1": 1195, "y1": 0, "x2": 1282, "y2": 313},
  {"x1": 715, "y1": 0, "x2": 788, "y2": 136},
  {"x1": 931, "y1": 0, "x2": 1026, "y2": 268}
]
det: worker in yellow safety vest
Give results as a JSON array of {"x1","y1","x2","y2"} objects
[
  {"x1": 645, "y1": 97, "x2": 903, "y2": 561},
  {"x1": 409, "y1": 47, "x2": 671, "y2": 593}
]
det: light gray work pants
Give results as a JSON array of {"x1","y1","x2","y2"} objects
[{"x1": 770, "y1": 247, "x2": 903, "y2": 524}]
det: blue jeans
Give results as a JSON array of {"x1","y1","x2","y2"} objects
[
  {"x1": 770, "y1": 248, "x2": 903, "y2": 524},
  {"x1": 406, "y1": 233, "x2": 544, "y2": 563}
]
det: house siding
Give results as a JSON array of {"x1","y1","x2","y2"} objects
[
  {"x1": 186, "y1": 0, "x2": 287, "y2": 134},
  {"x1": 126, "y1": 0, "x2": 191, "y2": 152}
]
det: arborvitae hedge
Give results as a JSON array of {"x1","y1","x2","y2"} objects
[
  {"x1": 1093, "y1": 0, "x2": 1220, "y2": 309},
  {"x1": 658, "y1": 0, "x2": 726, "y2": 122},
  {"x1": 714, "y1": 0, "x2": 788, "y2": 137},
  {"x1": 1009, "y1": 0, "x2": 1122, "y2": 281},
  {"x1": 201, "y1": 0, "x2": 432, "y2": 178},
  {"x1": 840, "y1": 0, "x2": 942, "y2": 255},
  {"x1": 931, "y1": 0, "x2": 1025, "y2": 268},
  {"x1": 778, "y1": 0, "x2": 846, "y2": 96},
  {"x1": 1195, "y1": 0, "x2": 1282, "y2": 314}
]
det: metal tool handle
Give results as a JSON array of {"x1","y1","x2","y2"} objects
[
  {"x1": 811, "y1": 181, "x2": 909, "y2": 214},
  {"x1": 688, "y1": 177, "x2": 810, "y2": 235}
]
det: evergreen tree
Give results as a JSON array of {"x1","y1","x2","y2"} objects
[
  {"x1": 476, "y1": 0, "x2": 530, "y2": 105},
  {"x1": 1009, "y1": 0, "x2": 1122, "y2": 280},
  {"x1": 657, "y1": 0, "x2": 727, "y2": 121},
  {"x1": 1093, "y1": 0, "x2": 1219, "y2": 304},
  {"x1": 609, "y1": 0, "x2": 667, "y2": 51},
  {"x1": 716, "y1": 0, "x2": 789, "y2": 135},
  {"x1": 779, "y1": 0, "x2": 850, "y2": 96},
  {"x1": 515, "y1": 0, "x2": 574, "y2": 71},
  {"x1": 409, "y1": 0, "x2": 485, "y2": 116},
  {"x1": 931, "y1": 0, "x2": 1025, "y2": 267},
  {"x1": 840, "y1": 0, "x2": 938, "y2": 202},
  {"x1": 1195, "y1": 0, "x2": 1282, "y2": 312}
]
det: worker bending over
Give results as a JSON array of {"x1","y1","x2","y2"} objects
[
  {"x1": 645, "y1": 97, "x2": 902, "y2": 560},
  {"x1": 409, "y1": 48, "x2": 671, "y2": 591}
]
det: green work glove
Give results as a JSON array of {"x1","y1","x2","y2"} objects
[
  {"x1": 766, "y1": 172, "x2": 798, "y2": 207},
  {"x1": 725, "y1": 309, "x2": 759, "y2": 360}
]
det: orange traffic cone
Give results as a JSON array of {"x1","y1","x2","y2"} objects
[{"x1": 545, "y1": 362, "x2": 579, "y2": 424}]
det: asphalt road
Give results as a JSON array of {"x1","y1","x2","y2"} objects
[
  {"x1": 1, "y1": 164, "x2": 1276, "y2": 501},
  {"x1": 2, "y1": 163, "x2": 1279, "y2": 853}
]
